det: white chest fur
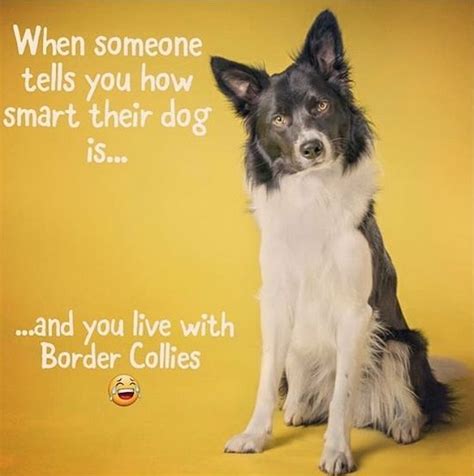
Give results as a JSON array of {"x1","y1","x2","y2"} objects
[
  {"x1": 251, "y1": 156, "x2": 378, "y2": 351},
  {"x1": 251, "y1": 157, "x2": 378, "y2": 245}
]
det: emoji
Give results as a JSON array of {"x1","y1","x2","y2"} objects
[{"x1": 108, "y1": 374, "x2": 140, "y2": 406}]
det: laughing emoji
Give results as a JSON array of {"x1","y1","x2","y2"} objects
[{"x1": 108, "y1": 374, "x2": 140, "y2": 406}]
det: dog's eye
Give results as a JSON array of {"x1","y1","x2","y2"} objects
[
  {"x1": 272, "y1": 114, "x2": 288, "y2": 127},
  {"x1": 316, "y1": 100, "x2": 329, "y2": 113}
]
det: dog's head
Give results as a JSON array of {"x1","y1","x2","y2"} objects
[{"x1": 210, "y1": 10, "x2": 372, "y2": 187}]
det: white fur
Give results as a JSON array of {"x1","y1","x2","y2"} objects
[
  {"x1": 355, "y1": 339, "x2": 424, "y2": 442},
  {"x1": 224, "y1": 153, "x2": 423, "y2": 469},
  {"x1": 225, "y1": 154, "x2": 378, "y2": 457},
  {"x1": 429, "y1": 356, "x2": 470, "y2": 383}
]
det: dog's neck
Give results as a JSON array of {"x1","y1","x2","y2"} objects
[{"x1": 250, "y1": 153, "x2": 379, "y2": 237}]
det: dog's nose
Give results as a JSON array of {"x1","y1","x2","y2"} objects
[{"x1": 300, "y1": 139, "x2": 324, "y2": 160}]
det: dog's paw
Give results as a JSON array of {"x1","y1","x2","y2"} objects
[
  {"x1": 319, "y1": 446, "x2": 356, "y2": 475},
  {"x1": 283, "y1": 395, "x2": 322, "y2": 426},
  {"x1": 389, "y1": 418, "x2": 421, "y2": 444},
  {"x1": 224, "y1": 432, "x2": 267, "y2": 453},
  {"x1": 284, "y1": 411, "x2": 303, "y2": 427},
  {"x1": 284, "y1": 404, "x2": 309, "y2": 426}
]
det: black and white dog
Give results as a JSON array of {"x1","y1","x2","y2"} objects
[{"x1": 211, "y1": 10, "x2": 455, "y2": 475}]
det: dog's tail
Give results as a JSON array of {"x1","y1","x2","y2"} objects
[{"x1": 429, "y1": 357, "x2": 470, "y2": 384}]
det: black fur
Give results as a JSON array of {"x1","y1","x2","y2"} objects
[
  {"x1": 295, "y1": 10, "x2": 350, "y2": 94},
  {"x1": 280, "y1": 325, "x2": 455, "y2": 431},
  {"x1": 210, "y1": 10, "x2": 373, "y2": 189},
  {"x1": 210, "y1": 56, "x2": 269, "y2": 118},
  {"x1": 358, "y1": 203, "x2": 454, "y2": 425},
  {"x1": 382, "y1": 328, "x2": 455, "y2": 426},
  {"x1": 212, "y1": 8, "x2": 454, "y2": 436},
  {"x1": 358, "y1": 202, "x2": 409, "y2": 330}
]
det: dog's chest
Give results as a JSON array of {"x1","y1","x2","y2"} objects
[
  {"x1": 252, "y1": 163, "x2": 374, "y2": 269},
  {"x1": 256, "y1": 181, "x2": 342, "y2": 270},
  {"x1": 251, "y1": 160, "x2": 376, "y2": 345}
]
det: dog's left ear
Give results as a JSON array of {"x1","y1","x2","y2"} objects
[
  {"x1": 296, "y1": 10, "x2": 350, "y2": 89},
  {"x1": 210, "y1": 56, "x2": 269, "y2": 118}
]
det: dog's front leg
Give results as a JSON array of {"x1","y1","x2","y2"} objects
[
  {"x1": 224, "y1": 288, "x2": 291, "y2": 453},
  {"x1": 319, "y1": 303, "x2": 372, "y2": 475}
]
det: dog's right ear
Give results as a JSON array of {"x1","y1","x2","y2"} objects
[
  {"x1": 210, "y1": 56, "x2": 269, "y2": 118},
  {"x1": 296, "y1": 10, "x2": 350, "y2": 91}
]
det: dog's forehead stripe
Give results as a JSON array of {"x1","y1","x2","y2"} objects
[
  {"x1": 265, "y1": 76, "x2": 304, "y2": 112},
  {"x1": 265, "y1": 67, "x2": 335, "y2": 112}
]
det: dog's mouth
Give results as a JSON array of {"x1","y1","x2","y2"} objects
[
  {"x1": 117, "y1": 388, "x2": 135, "y2": 400},
  {"x1": 274, "y1": 155, "x2": 331, "y2": 176}
]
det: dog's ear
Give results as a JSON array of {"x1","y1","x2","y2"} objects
[
  {"x1": 296, "y1": 10, "x2": 350, "y2": 89},
  {"x1": 210, "y1": 56, "x2": 269, "y2": 117}
]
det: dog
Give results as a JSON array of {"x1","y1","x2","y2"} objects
[{"x1": 210, "y1": 10, "x2": 456, "y2": 475}]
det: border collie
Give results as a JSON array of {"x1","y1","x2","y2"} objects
[{"x1": 211, "y1": 10, "x2": 456, "y2": 475}]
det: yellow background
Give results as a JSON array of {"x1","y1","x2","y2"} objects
[{"x1": 1, "y1": 1, "x2": 473, "y2": 475}]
